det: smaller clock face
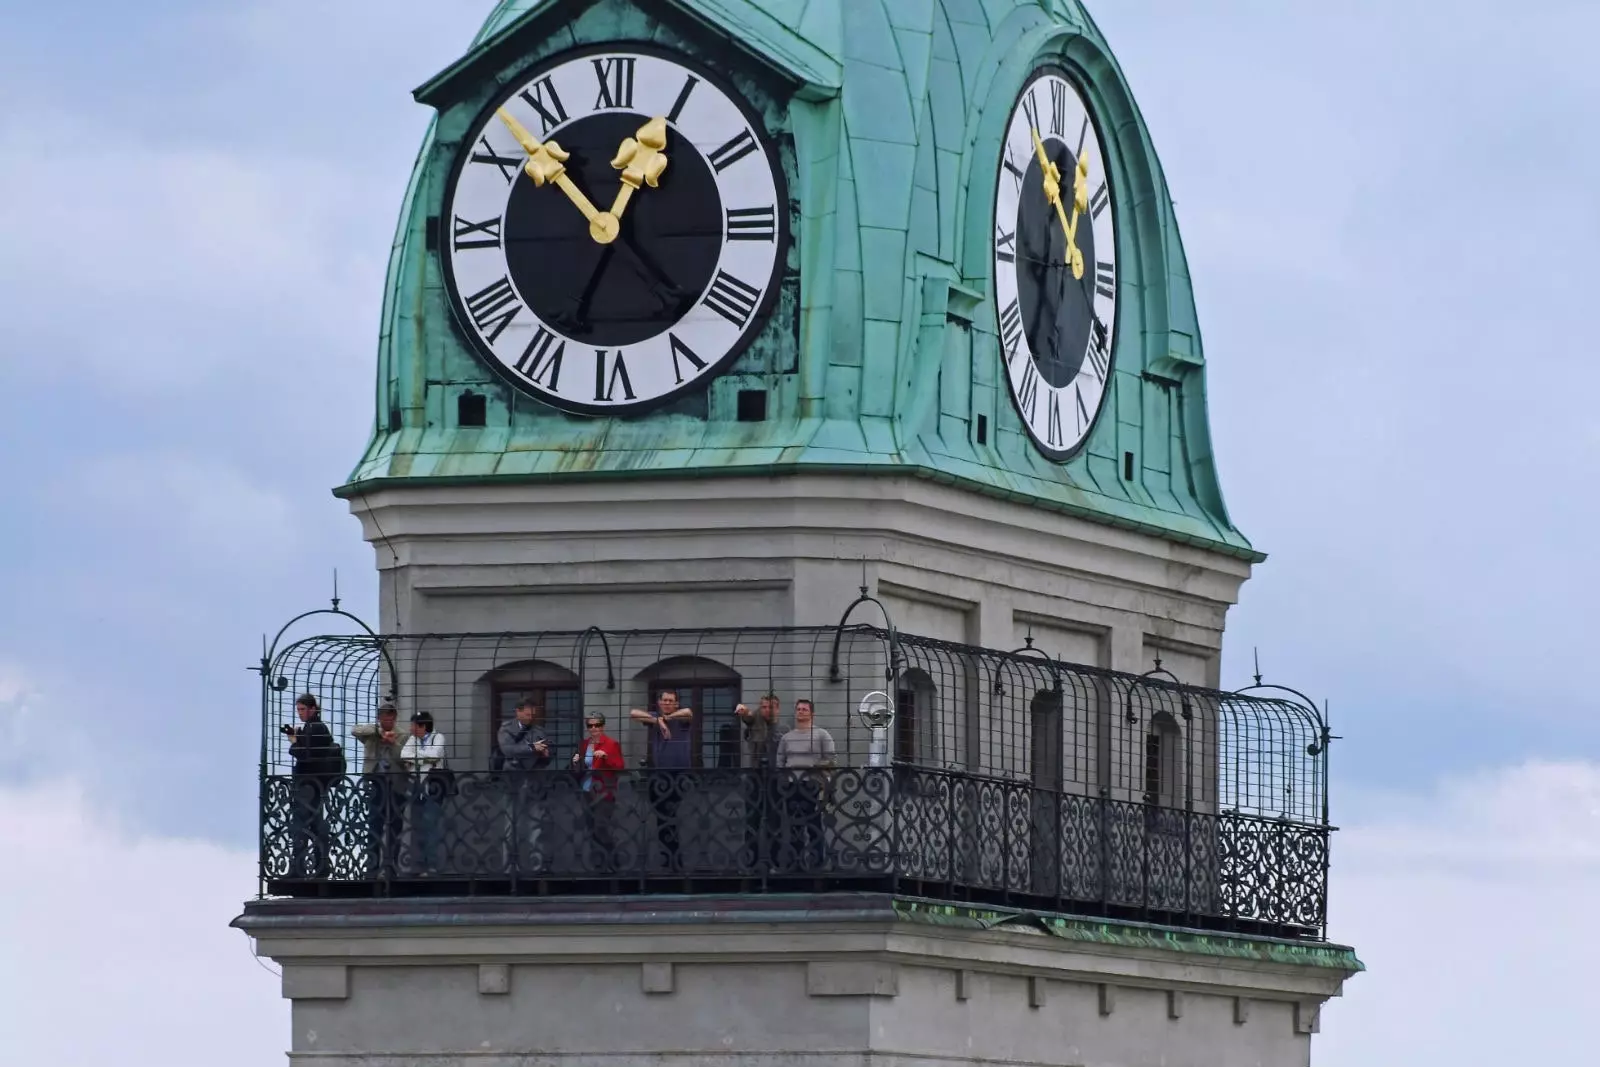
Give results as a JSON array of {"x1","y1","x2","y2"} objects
[
  {"x1": 442, "y1": 47, "x2": 786, "y2": 414},
  {"x1": 993, "y1": 68, "x2": 1119, "y2": 459}
]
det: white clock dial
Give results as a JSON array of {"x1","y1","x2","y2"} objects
[
  {"x1": 442, "y1": 47, "x2": 786, "y2": 414},
  {"x1": 992, "y1": 67, "x2": 1119, "y2": 459}
]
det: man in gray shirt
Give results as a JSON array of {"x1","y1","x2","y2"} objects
[
  {"x1": 774, "y1": 698, "x2": 834, "y2": 869},
  {"x1": 497, "y1": 699, "x2": 553, "y2": 872}
]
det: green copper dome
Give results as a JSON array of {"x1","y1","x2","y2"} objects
[{"x1": 342, "y1": 0, "x2": 1257, "y2": 561}]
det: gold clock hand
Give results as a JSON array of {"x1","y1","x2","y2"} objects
[
  {"x1": 1029, "y1": 127, "x2": 1081, "y2": 273},
  {"x1": 1061, "y1": 151, "x2": 1091, "y2": 280},
  {"x1": 608, "y1": 116, "x2": 670, "y2": 222},
  {"x1": 494, "y1": 107, "x2": 620, "y2": 244}
]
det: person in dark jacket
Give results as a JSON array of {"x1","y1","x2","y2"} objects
[
  {"x1": 284, "y1": 693, "x2": 335, "y2": 877},
  {"x1": 497, "y1": 700, "x2": 553, "y2": 872}
]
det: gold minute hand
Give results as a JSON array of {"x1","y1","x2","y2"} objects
[
  {"x1": 494, "y1": 108, "x2": 620, "y2": 244},
  {"x1": 1029, "y1": 127, "x2": 1077, "y2": 268},
  {"x1": 609, "y1": 116, "x2": 670, "y2": 222}
]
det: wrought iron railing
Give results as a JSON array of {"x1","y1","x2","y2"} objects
[{"x1": 262, "y1": 764, "x2": 1329, "y2": 939}]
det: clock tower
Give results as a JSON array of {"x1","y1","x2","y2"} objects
[
  {"x1": 237, "y1": 3, "x2": 1359, "y2": 1065},
  {"x1": 338, "y1": 0, "x2": 1255, "y2": 682}
]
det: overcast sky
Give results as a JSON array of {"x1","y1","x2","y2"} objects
[{"x1": 2, "y1": 2, "x2": 1597, "y2": 1064}]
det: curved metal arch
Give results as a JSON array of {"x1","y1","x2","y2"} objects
[
  {"x1": 827, "y1": 585, "x2": 901, "y2": 684},
  {"x1": 573, "y1": 625, "x2": 617, "y2": 692},
  {"x1": 260, "y1": 604, "x2": 394, "y2": 699},
  {"x1": 988, "y1": 633, "x2": 1060, "y2": 695}
]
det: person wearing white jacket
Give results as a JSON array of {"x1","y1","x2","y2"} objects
[{"x1": 400, "y1": 712, "x2": 448, "y2": 873}]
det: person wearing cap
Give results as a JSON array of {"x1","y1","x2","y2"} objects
[
  {"x1": 400, "y1": 711, "x2": 449, "y2": 873},
  {"x1": 352, "y1": 700, "x2": 407, "y2": 877}
]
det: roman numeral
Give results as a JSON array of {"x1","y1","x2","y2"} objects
[
  {"x1": 1075, "y1": 385, "x2": 1091, "y2": 433},
  {"x1": 464, "y1": 276, "x2": 522, "y2": 343},
  {"x1": 1049, "y1": 81, "x2": 1066, "y2": 136},
  {"x1": 998, "y1": 298, "x2": 1023, "y2": 359},
  {"x1": 513, "y1": 325, "x2": 564, "y2": 390},
  {"x1": 1021, "y1": 89, "x2": 1041, "y2": 134},
  {"x1": 708, "y1": 129, "x2": 758, "y2": 172},
  {"x1": 451, "y1": 215, "x2": 501, "y2": 251},
  {"x1": 725, "y1": 205, "x2": 776, "y2": 242},
  {"x1": 1018, "y1": 361, "x2": 1041, "y2": 422},
  {"x1": 666, "y1": 75, "x2": 699, "y2": 123},
  {"x1": 1047, "y1": 392, "x2": 1064, "y2": 448},
  {"x1": 593, "y1": 350, "x2": 636, "y2": 402},
  {"x1": 995, "y1": 227, "x2": 1017, "y2": 264},
  {"x1": 1087, "y1": 316, "x2": 1111, "y2": 383},
  {"x1": 668, "y1": 333, "x2": 707, "y2": 384},
  {"x1": 1075, "y1": 114, "x2": 1089, "y2": 159},
  {"x1": 471, "y1": 137, "x2": 521, "y2": 184},
  {"x1": 702, "y1": 270, "x2": 761, "y2": 327},
  {"x1": 1095, "y1": 259, "x2": 1115, "y2": 300},
  {"x1": 518, "y1": 76, "x2": 568, "y2": 134},
  {"x1": 591, "y1": 57, "x2": 635, "y2": 110},
  {"x1": 1003, "y1": 151, "x2": 1025, "y2": 192},
  {"x1": 1090, "y1": 181, "x2": 1110, "y2": 218}
]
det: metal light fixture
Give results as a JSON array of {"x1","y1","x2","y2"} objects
[{"x1": 856, "y1": 690, "x2": 895, "y2": 768}]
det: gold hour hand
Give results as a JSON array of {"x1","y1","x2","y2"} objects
[
  {"x1": 494, "y1": 107, "x2": 620, "y2": 244},
  {"x1": 609, "y1": 116, "x2": 670, "y2": 222}
]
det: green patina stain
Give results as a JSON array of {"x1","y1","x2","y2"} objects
[
  {"x1": 344, "y1": 0, "x2": 1260, "y2": 563},
  {"x1": 891, "y1": 898, "x2": 1366, "y2": 972}
]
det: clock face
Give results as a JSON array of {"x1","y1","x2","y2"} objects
[
  {"x1": 992, "y1": 68, "x2": 1118, "y2": 459},
  {"x1": 442, "y1": 46, "x2": 786, "y2": 414}
]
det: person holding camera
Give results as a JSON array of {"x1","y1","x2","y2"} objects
[
  {"x1": 351, "y1": 701, "x2": 407, "y2": 878},
  {"x1": 496, "y1": 700, "x2": 553, "y2": 872},
  {"x1": 400, "y1": 711, "x2": 449, "y2": 874},
  {"x1": 283, "y1": 693, "x2": 335, "y2": 878}
]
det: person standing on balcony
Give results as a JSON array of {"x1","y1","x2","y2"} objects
[
  {"x1": 351, "y1": 701, "x2": 407, "y2": 878},
  {"x1": 497, "y1": 699, "x2": 553, "y2": 873},
  {"x1": 774, "y1": 698, "x2": 836, "y2": 870},
  {"x1": 284, "y1": 692, "x2": 335, "y2": 878},
  {"x1": 734, "y1": 693, "x2": 785, "y2": 868},
  {"x1": 571, "y1": 715, "x2": 624, "y2": 869},
  {"x1": 400, "y1": 711, "x2": 448, "y2": 874},
  {"x1": 630, "y1": 690, "x2": 694, "y2": 871}
]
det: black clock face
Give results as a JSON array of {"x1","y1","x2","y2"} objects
[
  {"x1": 442, "y1": 47, "x2": 786, "y2": 414},
  {"x1": 993, "y1": 68, "x2": 1119, "y2": 459}
]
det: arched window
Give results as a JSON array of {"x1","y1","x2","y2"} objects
[
  {"x1": 486, "y1": 660, "x2": 582, "y2": 765},
  {"x1": 893, "y1": 668, "x2": 939, "y2": 767},
  {"x1": 638, "y1": 656, "x2": 741, "y2": 769},
  {"x1": 1143, "y1": 710, "x2": 1182, "y2": 807},
  {"x1": 1030, "y1": 687, "x2": 1065, "y2": 791}
]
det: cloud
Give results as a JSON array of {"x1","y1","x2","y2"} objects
[
  {"x1": 1320, "y1": 760, "x2": 1600, "y2": 1065},
  {"x1": 0, "y1": 778, "x2": 286, "y2": 1067},
  {"x1": 55, "y1": 450, "x2": 300, "y2": 562},
  {"x1": 0, "y1": 112, "x2": 383, "y2": 393}
]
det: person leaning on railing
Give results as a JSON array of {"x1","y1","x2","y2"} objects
[
  {"x1": 400, "y1": 711, "x2": 449, "y2": 874},
  {"x1": 629, "y1": 689, "x2": 694, "y2": 871},
  {"x1": 773, "y1": 698, "x2": 835, "y2": 869},
  {"x1": 351, "y1": 701, "x2": 407, "y2": 878}
]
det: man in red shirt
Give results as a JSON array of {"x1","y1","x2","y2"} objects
[{"x1": 571, "y1": 715, "x2": 624, "y2": 868}]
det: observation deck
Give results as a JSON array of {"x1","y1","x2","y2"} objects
[{"x1": 257, "y1": 599, "x2": 1333, "y2": 941}]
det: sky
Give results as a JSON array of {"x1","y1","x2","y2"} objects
[{"x1": 1, "y1": 1, "x2": 1597, "y2": 1064}]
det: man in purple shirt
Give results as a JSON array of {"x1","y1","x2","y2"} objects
[{"x1": 630, "y1": 690, "x2": 694, "y2": 871}]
